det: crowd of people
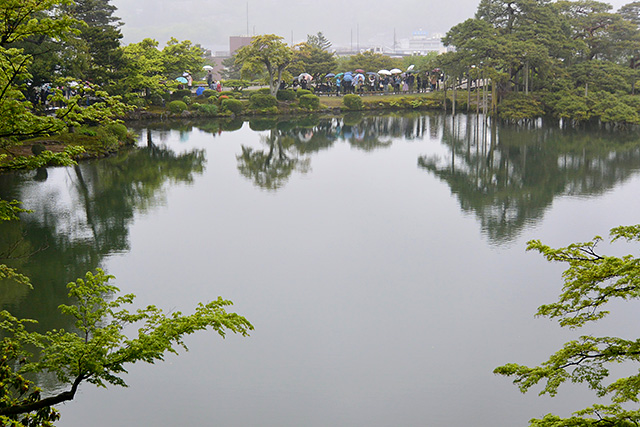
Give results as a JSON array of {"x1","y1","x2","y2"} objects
[{"x1": 286, "y1": 70, "x2": 443, "y2": 96}]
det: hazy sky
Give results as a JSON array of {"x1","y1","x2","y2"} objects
[{"x1": 110, "y1": 0, "x2": 633, "y2": 52}]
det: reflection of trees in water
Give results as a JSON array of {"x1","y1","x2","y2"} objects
[
  {"x1": 0, "y1": 132, "x2": 206, "y2": 330},
  {"x1": 237, "y1": 129, "x2": 311, "y2": 190},
  {"x1": 236, "y1": 113, "x2": 435, "y2": 190},
  {"x1": 418, "y1": 115, "x2": 640, "y2": 244}
]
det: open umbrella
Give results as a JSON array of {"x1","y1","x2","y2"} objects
[
  {"x1": 203, "y1": 65, "x2": 214, "y2": 70},
  {"x1": 176, "y1": 77, "x2": 188, "y2": 84},
  {"x1": 354, "y1": 68, "x2": 365, "y2": 73},
  {"x1": 343, "y1": 74, "x2": 354, "y2": 82},
  {"x1": 378, "y1": 69, "x2": 391, "y2": 76},
  {"x1": 335, "y1": 72, "x2": 345, "y2": 78},
  {"x1": 407, "y1": 65, "x2": 415, "y2": 71},
  {"x1": 325, "y1": 73, "x2": 336, "y2": 78},
  {"x1": 196, "y1": 86, "x2": 205, "y2": 95},
  {"x1": 390, "y1": 68, "x2": 402, "y2": 74},
  {"x1": 299, "y1": 72, "x2": 313, "y2": 81},
  {"x1": 355, "y1": 73, "x2": 365, "y2": 83}
]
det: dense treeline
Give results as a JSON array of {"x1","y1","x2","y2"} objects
[
  {"x1": 5, "y1": 0, "x2": 640, "y2": 157},
  {"x1": 0, "y1": 0, "x2": 206, "y2": 153},
  {"x1": 439, "y1": 0, "x2": 640, "y2": 125}
]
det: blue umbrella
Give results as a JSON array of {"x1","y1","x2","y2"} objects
[
  {"x1": 176, "y1": 77, "x2": 188, "y2": 84},
  {"x1": 343, "y1": 74, "x2": 354, "y2": 82},
  {"x1": 196, "y1": 86, "x2": 205, "y2": 95}
]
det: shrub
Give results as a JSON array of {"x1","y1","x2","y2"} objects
[
  {"x1": 257, "y1": 88, "x2": 271, "y2": 95},
  {"x1": 545, "y1": 90, "x2": 591, "y2": 122},
  {"x1": 193, "y1": 103, "x2": 219, "y2": 116},
  {"x1": 299, "y1": 94, "x2": 320, "y2": 110},
  {"x1": 592, "y1": 91, "x2": 640, "y2": 124},
  {"x1": 124, "y1": 94, "x2": 146, "y2": 108},
  {"x1": 343, "y1": 94, "x2": 363, "y2": 110},
  {"x1": 296, "y1": 89, "x2": 312, "y2": 98},
  {"x1": 221, "y1": 98, "x2": 244, "y2": 114},
  {"x1": 277, "y1": 89, "x2": 296, "y2": 101},
  {"x1": 250, "y1": 93, "x2": 277, "y2": 109},
  {"x1": 104, "y1": 123, "x2": 129, "y2": 141},
  {"x1": 182, "y1": 95, "x2": 192, "y2": 105},
  {"x1": 31, "y1": 144, "x2": 45, "y2": 156},
  {"x1": 168, "y1": 100, "x2": 188, "y2": 114},
  {"x1": 79, "y1": 127, "x2": 97, "y2": 136},
  {"x1": 148, "y1": 94, "x2": 165, "y2": 106},
  {"x1": 207, "y1": 95, "x2": 218, "y2": 104},
  {"x1": 202, "y1": 89, "x2": 217, "y2": 98},
  {"x1": 170, "y1": 89, "x2": 192, "y2": 100},
  {"x1": 498, "y1": 94, "x2": 544, "y2": 121}
]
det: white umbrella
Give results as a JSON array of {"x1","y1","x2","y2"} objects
[
  {"x1": 299, "y1": 73, "x2": 313, "y2": 81},
  {"x1": 407, "y1": 65, "x2": 415, "y2": 71},
  {"x1": 390, "y1": 68, "x2": 402, "y2": 74},
  {"x1": 203, "y1": 65, "x2": 214, "y2": 70},
  {"x1": 183, "y1": 72, "x2": 190, "y2": 76},
  {"x1": 378, "y1": 69, "x2": 391, "y2": 76}
]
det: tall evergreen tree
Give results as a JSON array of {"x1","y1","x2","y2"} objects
[{"x1": 64, "y1": 0, "x2": 125, "y2": 86}]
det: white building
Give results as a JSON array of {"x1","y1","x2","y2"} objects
[{"x1": 396, "y1": 30, "x2": 446, "y2": 55}]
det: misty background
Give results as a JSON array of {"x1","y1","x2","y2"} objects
[{"x1": 109, "y1": 0, "x2": 635, "y2": 52}]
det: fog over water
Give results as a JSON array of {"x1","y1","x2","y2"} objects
[{"x1": 110, "y1": 0, "x2": 634, "y2": 52}]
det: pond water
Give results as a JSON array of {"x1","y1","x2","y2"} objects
[{"x1": 2, "y1": 112, "x2": 640, "y2": 426}]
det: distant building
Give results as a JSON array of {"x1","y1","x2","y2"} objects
[
  {"x1": 229, "y1": 36, "x2": 254, "y2": 55},
  {"x1": 398, "y1": 30, "x2": 446, "y2": 55},
  {"x1": 333, "y1": 30, "x2": 445, "y2": 57},
  {"x1": 208, "y1": 36, "x2": 254, "y2": 81}
]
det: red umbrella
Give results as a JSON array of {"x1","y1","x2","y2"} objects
[{"x1": 354, "y1": 69, "x2": 365, "y2": 73}]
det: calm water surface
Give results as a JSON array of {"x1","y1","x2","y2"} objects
[{"x1": 2, "y1": 112, "x2": 640, "y2": 426}]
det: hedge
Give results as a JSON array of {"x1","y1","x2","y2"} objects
[{"x1": 299, "y1": 94, "x2": 320, "y2": 110}]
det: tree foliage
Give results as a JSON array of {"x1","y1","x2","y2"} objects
[
  {"x1": 0, "y1": 0, "x2": 76, "y2": 144},
  {"x1": 0, "y1": 0, "x2": 132, "y2": 148},
  {"x1": 343, "y1": 51, "x2": 399, "y2": 72},
  {"x1": 441, "y1": 0, "x2": 640, "y2": 122},
  {"x1": 0, "y1": 268, "x2": 253, "y2": 425},
  {"x1": 495, "y1": 224, "x2": 640, "y2": 426},
  {"x1": 235, "y1": 35, "x2": 292, "y2": 97},
  {"x1": 306, "y1": 32, "x2": 332, "y2": 51},
  {"x1": 289, "y1": 42, "x2": 337, "y2": 80}
]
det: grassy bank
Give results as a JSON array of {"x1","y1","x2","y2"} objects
[{"x1": 0, "y1": 123, "x2": 137, "y2": 171}]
